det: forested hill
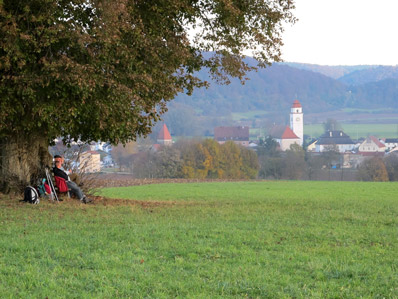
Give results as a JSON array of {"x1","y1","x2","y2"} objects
[
  {"x1": 174, "y1": 59, "x2": 398, "y2": 115},
  {"x1": 338, "y1": 65, "x2": 398, "y2": 86}
]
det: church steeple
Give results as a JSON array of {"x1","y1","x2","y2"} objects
[
  {"x1": 289, "y1": 99, "x2": 303, "y2": 146},
  {"x1": 157, "y1": 123, "x2": 173, "y2": 146}
]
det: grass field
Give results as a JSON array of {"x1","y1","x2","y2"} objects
[
  {"x1": 250, "y1": 123, "x2": 398, "y2": 140},
  {"x1": 304, "y1": 123, "x2": 398, "y2": 139},
  {"x1": 1, "y1": 181, "x2": 398, "y2": 297}
]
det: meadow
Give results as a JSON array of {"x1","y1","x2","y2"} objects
[
  {"x1": 250, "y1": 123, "x2": 398, "y2": 141},
  {"x1": 1, "y1": 181, "x2": 398, "y2": 298},
  {"x1": 304, "y1": 123, "x2": 398, "y2": 139}
]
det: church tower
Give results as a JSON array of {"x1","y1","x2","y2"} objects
[
  {"x1": 290, "y1": 99, "x2": 303, "y2": 146},
  {"x1": 157, "y1": 123, "x2": 173, "y2": 146}
]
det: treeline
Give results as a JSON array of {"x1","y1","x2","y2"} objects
[
  {"x1": 111, "y1": 137, "x2": 398, "y2": 182},
  {"x1": 357, "y1": 155, "x2": 398, "y2": 182},
  {"x1": 131, "y1": 139, "x2": 259, "y2": 179},
  {"x1": 257, "y1": 136, "x2": 398, "y2": 182}
]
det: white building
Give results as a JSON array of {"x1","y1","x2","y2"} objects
[
  {"x1": 383, "y1": 138, "x2": 398, "y2": 151},
  {"x1": 315, "y1": 131, "x2": 356, "y2": 153},
  {"x1": 79, "y1": 151, "x2": 101, "y2": 173},
  {"x1": 358, "y1": 136, "x2": 386, "y2": 155},
  {"x1": 289, "y1": 99, "x2": 303, "y2": 146},
  {"x1": 270, "y1": 125, "x2": 301, "y2": 151}
]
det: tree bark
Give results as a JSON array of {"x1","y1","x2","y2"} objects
[{"x1": 0, "y1": 134, "x2": 52, "y2": 193}]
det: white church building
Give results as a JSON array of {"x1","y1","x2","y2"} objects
[{"x1": 270, "y1": 99, "x2": 304, "y2": 151}]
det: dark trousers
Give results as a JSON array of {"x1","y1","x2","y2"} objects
[{"x1": 66, "y1": 180, "x2": 84, "y2": 200}]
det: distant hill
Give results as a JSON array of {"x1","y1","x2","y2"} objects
[
  {"x1": 175, "y1": 62, "x2": 349, "y2": 114},
  {"x1": 163, "y1": 58, "x2": 398, "y2": 137},
  {"x1": 338, "y1": 66, "x2": 398, "y2": 86},
  {"x1": 349, "y1": 78, "x2": 398, "y2": 109},
  {"x1": 283, "y1": 62, "x2": 374, "y2": 79}
]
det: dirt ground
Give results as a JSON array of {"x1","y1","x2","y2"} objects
[{"x1": 0, "y1": 174, "x2": 240, "y2": 207}]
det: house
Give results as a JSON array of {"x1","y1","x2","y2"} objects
[
  {"x1": 157, "y1": 123, "x2": 173, "y2": 146},
  {"x1": 384, "y1": 138, "x2": 398, "y2": 151},
  {"x1": 214, "y1": 126, "x2": 249, "y2": 146},
  {"x1": 358, "y1": 136, "x2": 386, "y2": 156},
  {"x1": 101, "y1": 153, "x2": 114, "y2": 167},
  {"x1": 315, "y1": 130, "x2": 356, "y2": 153},
  {"x1": 79, "y1": 151, "x2": 101, "y2": 173},
  {"x1": 307, "y1": 139, "x2": 317, "y2": 152},
  {"x1": 269, "y1": 125, "x2": 301, "y2": 151}
]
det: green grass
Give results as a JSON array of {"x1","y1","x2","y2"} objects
[
  {"x1": 341, "y1": 108, "x2": 395, "y2": 113},
  {"x1": 1, "y1": 181, "x2": 398, "y2": 297},
  {"x1": 305, "y1": 123, "x2": 398, "y2": 139},
  {"x1": 252, "y1": 123, "x2": 398, "y2": 140}
]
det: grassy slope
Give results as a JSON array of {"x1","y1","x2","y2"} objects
[{"x1": 1, "y1": 181, "x2": 398, "y2": 297}]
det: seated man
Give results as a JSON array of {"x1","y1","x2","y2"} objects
[{"x1": 53, "y1": 155, "x2": 92, "y2": 203}]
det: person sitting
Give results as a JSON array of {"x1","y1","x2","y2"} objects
[{"x1": 53, "y1": 155, "x2": 92, "y2": 204}]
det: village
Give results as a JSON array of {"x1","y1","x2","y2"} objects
[{"x1": 54, "y1": 99, "x2": 398, "y2": 179}]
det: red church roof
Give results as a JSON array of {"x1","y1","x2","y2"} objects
[
  {"x1": 281, "y1": 126, "x2": 299, "y2": 139},
  {"x1": 292, "y1": 100, "x2": 302, "y2": 108},
  {"x1": 269, "y1": 125, "x2": 299, "y2": 139},
  {"x1": 157, "y1": 124, "x2": 172, "y2": 140}
]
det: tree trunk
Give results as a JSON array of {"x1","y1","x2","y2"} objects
[{"x1": 0, "y1": 134, "x2": 52, "y2": 193}]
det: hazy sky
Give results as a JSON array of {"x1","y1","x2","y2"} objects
[{"x1": 281, "y1": 0, "x2": 398, "y2": 66}]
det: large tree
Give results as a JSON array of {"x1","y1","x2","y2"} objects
[{"x1": 0, "y1": 0, "x2": 295, "y2": 191}]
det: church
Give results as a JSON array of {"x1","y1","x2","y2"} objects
[{"x1": 269, "y1": 100, "x2": 303, "y2": 151}]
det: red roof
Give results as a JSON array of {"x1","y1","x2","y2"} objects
[
  {"x1": 214, "y1": 126, "x2": 249, "y2": 141},
  {"x1": 370, "y1": 136, "x2": 385, "y2": 148},
  {"x1": 292, "y1": 100, "x2": 302, "y2": 108},
  {"x1": 281, "y1": 126, "x2": 299, "y2": 139},
  {"x1": 157, "y1": 124, "x2": 172, "y2": 140}
]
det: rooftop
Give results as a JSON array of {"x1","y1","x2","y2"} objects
[
  {"x1": 292, "y1": 99, "x2": 302, "y2": 108},
  {"x1": 157, "y1": 124, "x2": 172, "y2": 140},
  {"x1": 214, "y1": 126, "x2": 249, "y2": 141},
  {"x1": 317, "y1": 130, "x2": 355, "y2": 145}
]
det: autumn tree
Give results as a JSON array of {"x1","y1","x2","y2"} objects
[
  {"x1": 174, "y1": 139, "x2": 258, "y2": 179},
  {"x1": 0, "y1": 0, "x2": 295, "y2": 191},
  {"x1": 220, "y1": 141, "x2": 243, "y2": 178},
  {"x1": 357, "y1": 158, "x2": 389, "y2": 182},
  {"x1": 200, "y1": 138, "x2": 224, "y2": 178},
  {"x1": 384, "y1": 153, "x2": 398, "y2": 181},
  {"x1": 178, "y1": 139, "x2": 207, "y2": 179},
  {"x1": 146, "y1": 146, "x2": 183, "y2": 179},
  {"x1": 240, "y1": 145, "x2": 259, "y2": 179}
]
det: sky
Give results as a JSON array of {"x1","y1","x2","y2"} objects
[{"x1": 281, "y1": 0, "x2": 398, "y2": 66}]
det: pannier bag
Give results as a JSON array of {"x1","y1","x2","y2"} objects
[{"x1": 23, "y1": 186, "x2": 40, "y2": 204}]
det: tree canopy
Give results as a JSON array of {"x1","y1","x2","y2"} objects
[{"x1": 0, "y1": 0, "x2": 295, "y2": 189}]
